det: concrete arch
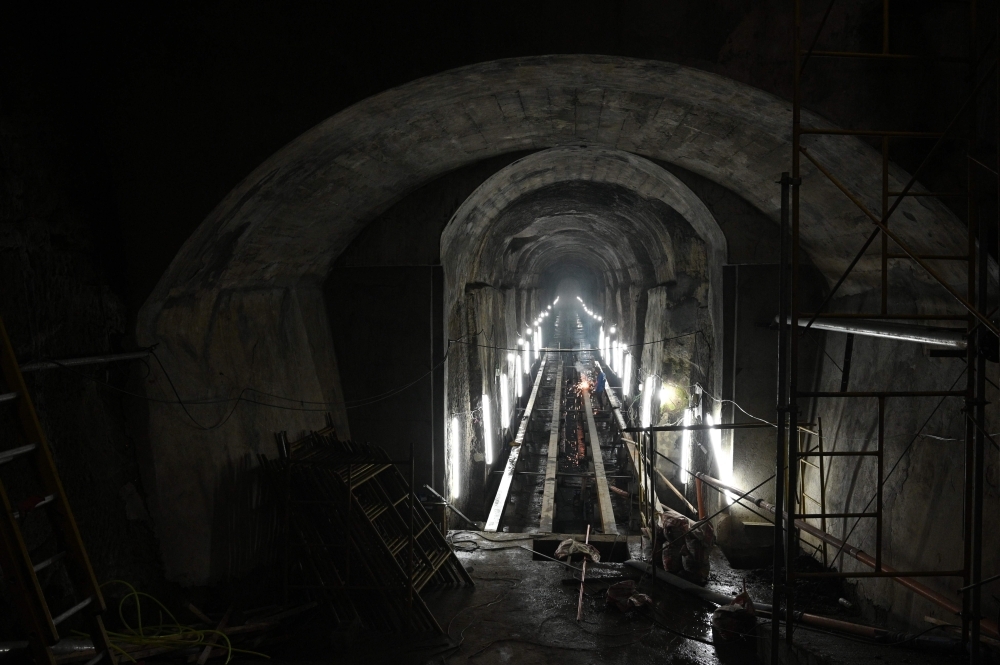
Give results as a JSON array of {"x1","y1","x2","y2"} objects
[{"x1": 136, "y1": 55, "x2": 969, "y2": 585}]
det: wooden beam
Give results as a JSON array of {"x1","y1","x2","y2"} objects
[
  {"x1": 580, "y1": 371, "x2": 617, "y2": 535},
  {"x1": 484, "y1": 355, "x2": 549, "y2": 532},
  {"x1": 538, "y1": 355, "x2": 565, "y2": 532},
  {"x1": 596, "y1": 360, "x2": 663, "y2": 522}
]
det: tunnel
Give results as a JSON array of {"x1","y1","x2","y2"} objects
[{"x1": 127, "y1": 55, "x2": 995, "y2": 642}]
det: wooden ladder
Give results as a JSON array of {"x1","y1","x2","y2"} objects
[
  {"x1": 270, "y1": 428, "x2": 473, "y2": 633},
  {"x1": 0, "y1": 316, "x2": 115, "y2": 664}
]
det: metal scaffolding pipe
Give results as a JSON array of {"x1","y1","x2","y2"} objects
[
  {"x1": 777, "y1": 316, "x2": 966, "y2": 348},
  {"x1": 695, "y1": 471, "x2": 999, "y2": 638},
  {"x1": 20, "y1": 350, "x2": 152, "y2": 373}
]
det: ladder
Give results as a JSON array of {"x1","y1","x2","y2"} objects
[
  {"x1": 0, "y1": 316, "x2": 115, "y2": 664},
  {"x1": 265, "y1": 427, "x2": 473, "y2": 633}
]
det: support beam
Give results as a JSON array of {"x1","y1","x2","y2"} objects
[
  {"x1": 777, "y1": 315, "x2": 966, "y2": 348},
  {"x1": 596, "y1": 360, "x2": 663, "y2": 521},
  {"x1": 484, "y1": 355, "x2": 549, "y2": 532},
  {"x1": 580, "y1": 374, "x2": 617, "y2": 535},
  {"x1": 538, "y1": 355, "x2": 565, "y2": 533}
]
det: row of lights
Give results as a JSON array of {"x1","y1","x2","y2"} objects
[
  {"x1": 452, "y1": 295, "x2": 562, "y2": 499},
  {"x1": 451, "y1": 293, "x2": 733, "y2": 506},
  {"x1": 636, "y1": 381, "x2": 733, "y2": 502},
  {"x1": 576, "y1": 295, "x2": 603, "y2": 321}
]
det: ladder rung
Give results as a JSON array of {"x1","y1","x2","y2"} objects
[
  {"x1": 52, "y1": 596, "x2": 92, "y2": 625},
  {"x1": 364, "y1": 503, "x2": 388, "y2": 522},
  {"x1": 348, "y1": 464, "x2": 392, "y2": 489},
  {"x1": 0, "y1": 444, "x2": 37, "y2": 465},
  {"x1": 33, "y1": 551, "x2": 65, "y2": 573},
  {"x1": 13, "y1": 494, "x2": 55, "y2": 519},
  {"x1": 0, "y1": 392, "x2": 16, "y2": 404}
]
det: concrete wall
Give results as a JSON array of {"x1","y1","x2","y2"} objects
[
  {"x1": 798, "y1": 292, "x2": 1000, "y2": 631},
  {"x1": 140, "y1": 285, "x2": 347, "y2": 584}
]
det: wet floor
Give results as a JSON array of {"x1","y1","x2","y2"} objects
[{"x1": 420, "y1": 534, "x2": 760, "y2": 665}]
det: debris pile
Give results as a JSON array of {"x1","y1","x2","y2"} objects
[
  {"x1": 711, "y1": 582, "x2": 756, "y2": 641},
  {"x1": 260, "y1": 426, "x2": 473, "y2": 634},
  {"x1": 654, "y1": 507, "x2": 716, "y2": 584},
  {"x1": 605, "y1": 580, "x2": 652, "y2": 612}
]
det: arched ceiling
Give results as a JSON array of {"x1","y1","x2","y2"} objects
[
  {"x1": 441, "y1": 148, "x2": 724, "y2": 311},
  {"x1": 140, "y1": 54, "x2": 969, "y2": 344}
]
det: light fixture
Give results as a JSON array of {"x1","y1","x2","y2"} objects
[
  {"x1": 623, "y1": 353, "x2": 633, "y2": 396},
  {"x1": 660, "y1": 384, "x2": 680, "y2": 409},
  {"x1": 515, "y1": 357, "x2": 523, "y2": 396},
  {"x1": 609, "y1": 326, "x2": 616, "y2": 334},
  {"x1": 536, "y1": 326, "x2": 542, "y2": 350},
  {"x1": 640, "y1": 377, "x2": 654, "y2": 428},
  {"x1": 482, "y1": 393, "x2": 493, "y2": 465},
  {"x1": 522, "y1": 340, "x2": 530, "y2": 375},
  {"x1": 450, "y1": 416, "x2": 461, "y2": 499},
  {"x1": 681, "y1": 408, "x2": 693, "y2": 486},
  {"x1": 500, "y1": 374, "x2": 511, "y2": 429},
  {"x1": 554, "y1": 297, "x2": 559, "y2": 304},
  {"x1": 705, "y1": 413, "x2": 732, "y2": 504}
]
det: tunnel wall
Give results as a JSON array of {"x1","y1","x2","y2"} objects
[
  {"x1": 141, "y1": 285, "x2": 347, "y2": 584},
  {"x1": 796, "y1": 291, "x2": 1000, "y2": 631}
]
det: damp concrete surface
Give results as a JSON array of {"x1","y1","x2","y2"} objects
[{"x1": 422, "y1": 533, "x2": 759, "y2": 665}]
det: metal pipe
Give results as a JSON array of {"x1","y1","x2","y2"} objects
[
  {"x1": 19, "y1": 350, "x2": 151, "y2": 373},
  {"x1": 694, "y1": 471, "x2": 1000, "y2": 639},
  {"x1": 423, "y1": 485, "x2": 480, "y2": 529},
  {"x1": 774, "y1": 170, "x2": 792, "y2": 657},
  {"x1": 778, "y1": 316, "x2": 967, "y2": 348},
  {"x1": 624, "y1": 422, "x2": 772, "y2": 432}
]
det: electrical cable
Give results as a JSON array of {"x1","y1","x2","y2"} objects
[{"x1": 77, "y1": 580, "x2": 271, "y2": 663}]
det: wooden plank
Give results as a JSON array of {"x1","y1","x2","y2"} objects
[
  {"x1": 484, "y1": 355, "x2": 549, "y2": 532},
  {"x1": 538, "y1": 355, "x2": 565, "y2": 532},
  {"x1": 580, "y1": 375, "x2": 617, "y2": 535},
  {"x1": 596, "y1": 360, "x2": 663, "y2": 521}
]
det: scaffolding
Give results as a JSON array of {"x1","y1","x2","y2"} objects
[{"x1": 776, "y1": 2, "x2": 997, "y2": 663}]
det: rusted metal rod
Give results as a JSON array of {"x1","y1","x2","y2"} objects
[{"x1": 695, "y1": 471, "x2": 999, "y2": 638}]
